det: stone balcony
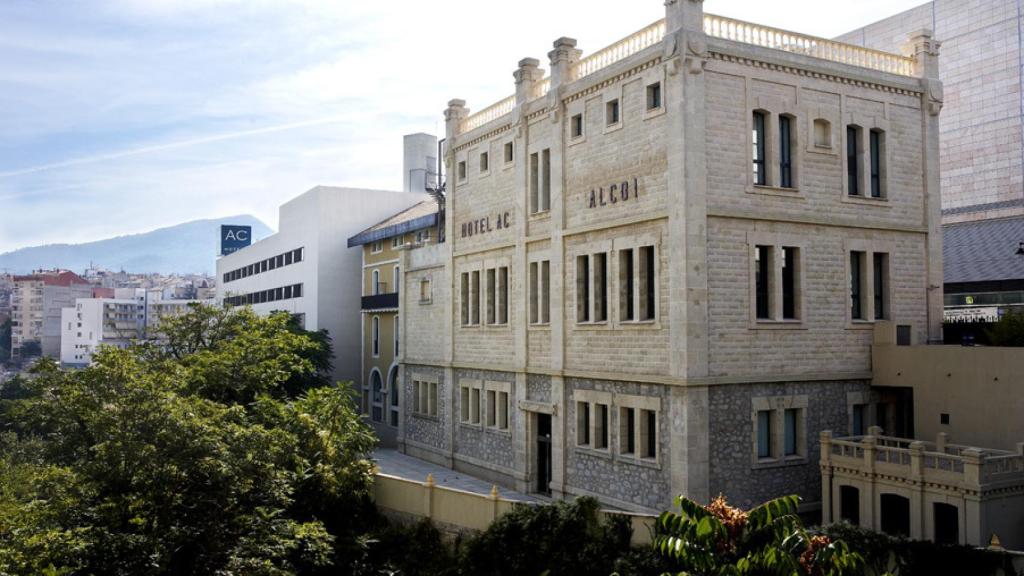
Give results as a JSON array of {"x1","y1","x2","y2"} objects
[{"x1": 820, "y1": 427, "x2": 1024, "y2": 548}]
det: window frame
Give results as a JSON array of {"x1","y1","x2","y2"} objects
[
  {"x1": 747, "y1": 234, "x2": 805, "y2": 327},
  {"x1": 751, "y1": 395, "x2": 808, "y2": 467}
]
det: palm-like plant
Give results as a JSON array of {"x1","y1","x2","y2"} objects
[{"x1": 654, "y1": 494, "x2": 863, "y2": 576}]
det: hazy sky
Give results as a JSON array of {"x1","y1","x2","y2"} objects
[{"x1": 0, "y1": 0, "x2": 929, "y2": 253}]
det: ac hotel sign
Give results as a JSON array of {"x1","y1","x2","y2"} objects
[{"x1": 461, "y1": 211, "x2": 512, "y2": 238}]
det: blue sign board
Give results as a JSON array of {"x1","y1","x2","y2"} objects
[{"x1": 220, "y1": 225, "x2": 252, "y2": 255}]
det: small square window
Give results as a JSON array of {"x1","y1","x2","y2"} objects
[
  {"x1": 480, "y1": 151, "x2": 489, "y2": 173},
  {"x1": 606, "y1": 99, "x2": 619, "y2": 126},
  {"x1": 571, "y1": 113, "x2": 583, "y2": 138},
  {"x1": 940, "y1": 413, "x2": 950, "y2": 425},
  {"x1": 504, "y1": 141, "x2": 514, "y2": 163},
  {"x1": 458, "y1": 160, "x2": 467, "y2": 181},
  {"x1": 646, "y1": 82, "x2": 661, "y2": 110}
]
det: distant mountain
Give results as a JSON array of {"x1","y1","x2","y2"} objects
[{"x1": 0, "y1": 215, "x2": 274, "y2": 275}]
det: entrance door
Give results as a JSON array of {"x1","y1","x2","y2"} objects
[{"x1": 536, "y1": 413, "x2": 552, "y2": 495}]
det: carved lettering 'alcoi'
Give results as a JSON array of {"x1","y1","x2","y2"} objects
[
  {"x1": 588, "y1": 178, "x2": 640, "y2": 209},
  {"x1": 461, "y1": 211, "x2": 512, "y2": 238}
]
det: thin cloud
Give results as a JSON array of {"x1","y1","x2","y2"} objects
[{"x1": 0, "y1": 116, "x2": 351, "y2": 180}]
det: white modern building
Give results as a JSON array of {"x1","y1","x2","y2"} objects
[
  {"x1": 216, "y1": 185, "x2": 430, "y2": 386},
  {"x1": 60, "y1": 289, "x2": 199, "y2": 366}
]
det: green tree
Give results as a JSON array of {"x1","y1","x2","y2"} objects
[
  {"x1": 0, "y1": 317, "x2": 11, "y2": 362},
  {"x1": 655, "y1": 494, "x2": 863, "y2": 576},
  {"x1": 986, "y1": 309, "x2": 1024, "y2": 347},
  {"x1": 0, "y1": 304, "x2": 376, "y2": 575}
]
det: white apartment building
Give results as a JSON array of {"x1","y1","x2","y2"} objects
[
  {"x1": 60, "y1": 290, "x2": 199, "y2": 366},
  {"x1": 11, "y1": 270, "x2": 93, "y2": 361},
  {"x1": 399, "y1": 0, "x2": 944, "y2": 518},
  {"x1": 216, "y1": 185, "x2": 429, "y2": 386}
]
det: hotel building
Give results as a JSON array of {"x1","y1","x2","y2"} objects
[{"x1": 399, "y1": 0, "x2": 945, "y2": 517}]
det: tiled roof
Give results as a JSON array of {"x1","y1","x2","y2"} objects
[
  {"x1": 943, "y1": 216, "x2": 1024, "y2": 284},
  {"x1": 347, "y1": 200, "x2": 439, "y2": 247}
]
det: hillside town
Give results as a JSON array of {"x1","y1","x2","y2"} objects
[{"x1": 3, "y1": 0, "x2": 1024, "y2": 574}]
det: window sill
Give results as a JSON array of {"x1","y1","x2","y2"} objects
[
  {"x1": 575, "y1": 445, "x2": 613, "y2": 460},
  {"x1": 846, "y1": 320, "x2": 876, "y2": 330},
  {"x1": 618, "y1": 319, "x2": 660, "y2": 330},
  {"x1": 750, "y1": 319, "x2": 805, "y2": 330},
  {"x1": 806, "y1": 144, "x2": 837, "y2": 156},
  {"x1": 459, "y1": 422, "x2": 484, "y2": 430},
  {"x1": 568, "y1": 135, "x2": 587, "y2": 147},
  {"x1": 842, "y1": 194, "x2": 890, "y2": 207},
  {"x1": 411, "y1": 413, "x2": 440, "y2": 422},
  {"x1": 752, "y1": 455, "x2": 807, "y2": 470},
  {"x1": 748, "y1": 185, "x2": 802, "y2": 198},
  {"x1": 643, "y1": 106, "x2": 666, "y2": 121},
  {"x1": 603, "y1": 122, "x2": 623, "y2": 135},
  {"x1": 529, "y1": 210, "x2": 551, "y2": 220},
  {"x1": 419, "y1": 299, "x2": 432, "y2": 305},
  {"x1": 478, "y1": 170, "x2": 491, "y2": 179},
  {"x1": 574, "y1": 320, "x2": 610, "y2": 330},
  {"x1": 485, "y1": 426, "x2": 512, "y2": 438},
  {"x1": 460, "y1": 324, "x2": 482, "y2": 329},
  {"x1": 503, "y1": 161, "x2": 515, "y2": 171},
  {"x1": 528, "y1": 323, "x2": 551, "y2": 330},
  {"x1": 616, "y1": 454, "x2": 661, "y2": 470}
]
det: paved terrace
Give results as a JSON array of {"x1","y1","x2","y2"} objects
[{"x1": 373, "y1": 449, "x2": 542, "y2": 503}]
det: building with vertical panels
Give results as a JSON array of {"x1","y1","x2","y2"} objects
[{"x1": 399, "y1": 0, "x2": 944, "y2": 516}]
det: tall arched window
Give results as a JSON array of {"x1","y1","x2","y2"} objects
[
  {"x1": 371, "y1": 370, "x2": 383, "y2": 423},
  {"x1": 387, "y1": 365, "x2": 400, "y2": 427},
  {"x1": 371, "y1": 315, "x2": 380, "y2": 357}
]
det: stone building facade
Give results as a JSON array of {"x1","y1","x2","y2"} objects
[
  {"x1": 837, "y1": 0, "x2": 1023, "y2": 224},
  {"x1": 399, "y1": 0, "x2": 944, "y2": 514}
]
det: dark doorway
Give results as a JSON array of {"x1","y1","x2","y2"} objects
[
  {"x1": 536, "y1": 413, "x2": 552, "y2": 495},
  {"x1": 839, "y1": 485, "x2": 860, "y2": 525},
  {"x1": 934, "y1": 502, "x2": 959, "y2": 545},
  {"x1": 880, "y1": 493, "x2": 911, "y2": 537},
  {"x1": 874, "y1": 387, "x2": 914, "y2": 438}
]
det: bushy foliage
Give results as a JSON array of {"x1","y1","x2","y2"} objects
[
  {"x1": 655, "y1": 494, "x2": 863, "y2": 576},
  {"x1": 0, "y1": 305, "x2": 376, "y2": 575},
  {"x1": 821, "y1": 522, "x2": 1018, "y2": 576},
  {"x1": 986, "y1": 309, "x2": 1024, "y2": 347}
]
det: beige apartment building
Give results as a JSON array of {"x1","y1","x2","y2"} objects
[
  {"x1": 10, "y1": 270, "x2": 93, "y2": 361},
  {"x1": 399, "y1": 0, "x2": 944, "y2": 515},
  {"x1": 348, "y1": 199, "x2": 440, "y2": 446}
]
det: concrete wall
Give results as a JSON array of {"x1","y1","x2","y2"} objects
[{"x1": 873, "y1": 338, "x2": 1024, "y2": 451}]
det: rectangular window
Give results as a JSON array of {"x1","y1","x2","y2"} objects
[
  {"x1": 779, "y1": 115, "x2": 792, "y2": 188},
  {"x1": 394, "y1": 315, "x2": 399, "y2": 356},
  {"x1": 852, "y1": 404, "x2": 865, "y2": 436},
  {"x1": 576, "y1": 255, "x2": 590, "y2": 323},
  {"x1": 593, "y1": 253, "x2": 607, "y2": 322},
  {"x1": 640, "y1": 246, "x2": 655, "y2": 321},
  {"x1": 269, "y1": 257, "x2": 276, "y2": 270},
  {"x1": 753, "y1": 111, "x2": 766, "y2": 186},
  {"x1": 498, "y1": 391, "x2": 508, "y2": 429},
  {"x1": 873, "y1": 253, "x2": 888, "y2": 320},
  {"x1": 641, "y1": 409, "x2": 657, "y2": 459},
  {"x1": 285, "y1": 251, "x2": 293, "y2": 265},
  {"x1": 577, "y1": 401, "x2": 591, "y2": 446},
  {"x1": 850, "y1": 251, "x2": 866, "y2": 320},
  {"x1": 429, "y1": 382, "x2": 437, "y2": 416},
  {"x1": 541, "y1": 260, "x2": 550, "y2": 324},
  {"x1": 529, "y1": 152, "x2": 539, "y2": 213},
  {"x1": 471, "y1": 270, "x2": 481, "y2": 325},
  {"x1": 782, "y1": 247, "x2": 798, "y2": 320},
  {"x1": 757, "y1": 410, "x2": 773, "y2": 458},
  {"x1": 458, "y1": 160, "x2": 466, "y2": 181},
  {"x1": 870, "y1": 130, "x2": 883, "y2": 198},
  {"x1": 487, "y1": 390, "x2": 496, "y2": 427},
  {"x1": 571, "y1": 113, "x2": 583, "y2": 138},
  {"x1": 847, "y1": 126, "x2": 861, "y2": 195},
  {"x1": 595, "y1": 403, "x2": 608, "y2": 449},
  {"x1": 460, "y1": 272, "x2": 470, "y2": 325},
  {"x1": 619, "y1": 249, "x2": 635, "y2": 321},
  {"x1": 480, "y1": 151, "x2": 489, "y2": 173},
  {"x1": 784, "y1": 408, "x2": 798, "y2": 456},
  {"x1": 606, "y1": 99, "x2": 619, "y2": 125},
  {"x1": 486, "y1": 268, "x2": 496, "y2": 325},
  {"x1": 413, "y1": 381, "x2": 422, "y2": 414},
  {"x1": 498, "y1": 266, "x2": 509, "y2": 324},
  {"x1": 755, "y1": 245, "x2": 771, "y2": 320},
  {"x1": 294, "y1": 248, "x2": 303, "y2": 262},
  {"x1": 541, "y1": 149, "x2": 551, "y2": 211},
  {"x1": 529, "y1": 262, "x2": 539, "y2": 324},
  {"x1": 470, "y1": 386, "x2": 481, "y2": 424},
  {"x1": 620, "y1": 407, "x2": 636, "y2": 455},
  {"x1": 646, "y1": 82, "x2": 661, "y2": 110},
  {"x1": 294, "y1": 284, "x2": 302, "y2": 298},
  {"x1": 371, "y1": 316, "x2": 379, "y2": 357},
  {"x1": 461, "y1": 386, "x2": 470, "y2": 423},
  {"x1": 504, "y1": 141, "x2": 514, "y2": 163}
]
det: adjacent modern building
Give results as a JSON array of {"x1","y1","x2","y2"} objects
[
  {"x1": 10, "y1": 270, "x2": 93, "y2": 361},
  {"x1": 837, "y1": 0, "x2": 1024, "y2": 225},
  {"x1": 60, "y1": 289, "x2": 199, "y2": 367},
  {"x1": 398, "y1": 0, "x2": 945, "y2": 519},
  {"x1": 216, "y1": 185, "x2": 430, "y2": 386},
  {"x1": 347, "y1": 199, "x2": 440, "y2": 445},
  {"x1": 942, "y1": 215, "x2": 1024, "y2": 322}
]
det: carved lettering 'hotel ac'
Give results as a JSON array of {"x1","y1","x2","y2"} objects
[{"x1": 397, "y1": 0, "x2": 944, "y2": 513}]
